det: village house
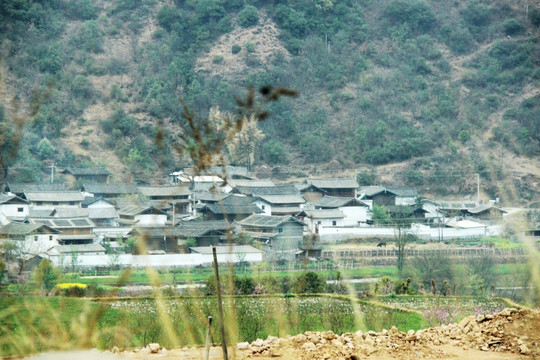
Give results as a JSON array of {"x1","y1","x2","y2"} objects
[
  {"x1": 296, "y1": 208, "x2": 345, "y2": 233},
  {"x1": 306, "y1": 178, "x2": 359, "y2": 198},
  {"x1": 294, "y1": 183, "x2": 327, "y2": 203},
  {"x1": 175, "y1": 220, "x2": 234, "y2": 247},
  {"x1": 82, "y1": 183, "x2": 140, "y2": 199},
  {"x1": 0, "y1": 223, "x2": 60, "y2": 255},
  {"x1": 312, "y1": 196, "x2": 370, "y2": 225},
  {"x1": 62, "y1": 167, "x2": 111, "y2": 185},
  {"x1": 237, "y1": 214, "x2": 305, "y2": 260},
  {"x1": 0, "y1": 194, "x2": 30, "y2": 220},
  {"x1": 81, "y1": 197, "x2": 119, "y2": 227},
  {"x1": 358, "y1": 186, "x2": 418, "y2": 206},
  {"x1": 116, "y1": 202, "x2": 168, "y2": 227},
  {"x1": 465, "y1": 204, "x2": 506, "y2": 221},
  {"x1": 127, "y1": 227, "x2": 186, "y2": 253},
  {"x1": 24, "y1": 191, "x2": 85, "y2": 209},
  {"x1": 433, "y1": 200, "x2": 480, "y2": 218},
  {"x1": 47, "y1": 243, "x2": 106, "y2": 257},
  {"x1": 28, "y1": 217, "x2": 96, "y2": 245},
  {"x1": 253, "y1": 194, "x2": 307, "y2": 216},
  {"x1": 191, "y1": 192, "x2": 230, "y2": 217},
  {"x1": 138, "y1": 185, "x2": 192, "y2": 215},
  {"x1": 198, "y1": 194, "x2": 263, "y2": 221}
]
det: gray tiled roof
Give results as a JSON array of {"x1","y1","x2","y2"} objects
[
  {"x1": 28, "y1": 217, "x2": 95, "y2": 228},
  {"x1": 313, "y1": 196, "x2": 368, "y2": 208},
  {"x1": 7, "y1": 182, "x2": 68, "y2": 194},
  {"x1": 51, "y1": 207, "x2": 90, "y2": 218},
  {"x1": 0, "y1": 223, "x2": 59, "y2": 235},
  {"x1": 238, "y1": 214, "x2": 305, "y2": 228},
  {"x1": 83, "y1": 183, "x2": 139, "y2": 195},
  {"x1": 467, "y1": 204, "x2": 506, "y2": 214},
  {"x1": 88, "y1": 207, "x2": 118, "y2": 219},
  {"x1": 116, "y1": 202, "x2": 166, "y2": 216},
  {"x1": 0, "y1": 194, "x2": 28, "y2": 204},
  {"x1": 301, "y1": 209, "x2": 345, "y2": 219},
  {"x1": 235, "y1": 185, "x2": 299, "y2": 196},
  {"x1": 227, "y1": 179, "x2": 275, "y2": 188},
  {"x1": 50, "y1": 244, "x2": 106, "y2": 253},
  {"x1": 24, "y1": 191, "x2": 85, "y2": 202},
  {"x1": 64, "y1": 167, "x2": 111, "y2": 176},
  {"x1": 270, "y1": 206, "x2": 303, "y2": 214},
  {"x1": 205, "y1": 195, "x2": 263, "y2": 215},
  {"x1": 386, "y1": 188, "x2": 418, "y2": 197},
  {"x1": 306, "y1": 178, "x2": 359, "y2": 189},
  {"x1": 358, "y1": 186, "x2": 386, "y2": 197},
  {"x1": 138, "y1": 185, "x2": 191, "y2": 197},
  {"x1": 129, "y1": 227, "x2": 190, "y2": 238},
  {"x1": 192, "y1": 192, "x2": 229, "y2": 202},
  {"x1": 175, "y1": 220, "x2": 233, "y2": 237},
  {"x1": 257, "y1": 194, "x2": 306, "y2": 205}
]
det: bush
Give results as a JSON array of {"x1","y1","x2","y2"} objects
[
  {"x1": 502, "y1": 19, "x2": 525, "y2": 36},
  {"x1": 530, "y1": 7, "x2": 540, "y2": 27},
  {"x1": 237, "y1": 5, "x2": 259, "y2": 27},
  {"x1": 231, "y1": 44, "x2": 241, "y2": 54},
  {"x1": 212, "y1": 55, "x2": 224, "y2": 64},
  {"x1": 245, "y1": 42, "x2": 256, "y2": 53}
]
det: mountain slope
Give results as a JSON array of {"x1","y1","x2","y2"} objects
[{"x1": 0, "y1": 0, "x2": 538, "y2": 201}]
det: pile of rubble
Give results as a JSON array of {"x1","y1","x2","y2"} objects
[{"x1": 238, "y1": 308, "x2": 539, "y2": 359}]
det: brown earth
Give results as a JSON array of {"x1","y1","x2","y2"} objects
[{"x1": 108, "y1": 308, "x2": 539, "y2": 360}]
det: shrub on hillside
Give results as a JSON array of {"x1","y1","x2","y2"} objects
[{"x1": 237, "y1": 5, "x2": 259, "y2": 27}]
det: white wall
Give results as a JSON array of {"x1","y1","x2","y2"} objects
[
  {"x1": 87, "y1": 199, "x2": 114, "y2": 209},
  {"x1": 135, "y1": 214, "x2": 168, "y2": 226},
  {"x1": 395, "y1": 196, "x2": 416, "y2": 206},
  {"x1": 0, "y1": 204, "x2": 29, "y2": 218},
  {"x1": 253, "y1": 199, "x2": 272, "y2": 216},
  {"x1": 340, "y1": 206, "x2": 368, "y2": 225},
  {"x1": 9, "y1": 234, "x2": 59, "y2": 255},
  {"x1": 32, "y1": 201, "x2": 81, "y2": 210},
  {"x1": 304, "y1": 217, "x2": 344, "y2": 232},
  {"x1": 49, "y1": 252, "x2": 263, "y2": 268},
  {"x1": 318, "y1": 224, "x2": 501, "y2": 242}
]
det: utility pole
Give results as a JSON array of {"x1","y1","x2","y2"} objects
[
  {"x1": 212, "y1": 247, "x2": 228, "y2": 360},
  {"x1": 476, "y1": 173, "x2": 480, "y2": 204},
  {"x1": 50, "y1": 163, "x2": 55, "y2": 183}
]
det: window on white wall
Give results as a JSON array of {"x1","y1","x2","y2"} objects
[
  {"x1": 17, "y1": 207, "x2": 24, "y2": 212},
  {"x1": 332, "y1": 220, "x2": 337, "y2": 226},
  {"x1": 34, "y1": 236, "x2": 38, "y2": 241}
]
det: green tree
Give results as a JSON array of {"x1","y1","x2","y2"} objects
[
  {"x1": 294, "y1": 271, "x2": 326, "y2": 294},
  {"x1": 356, "y1": 169, "x2": 376, "y2": 186},
  {"x1": 237, "y1": 5, "x2": 259, "y2": 27},
  {"x1": 371, "y1": 204, "x2": 389, "y2": 225},
  {"x1": 185, "y1": 237, "x2": 197, "y2": 248},
  {"x1": 34, "y1": 259, "x2": 61, "y2": 291}
]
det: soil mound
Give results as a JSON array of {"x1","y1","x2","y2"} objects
[{"x1": 239, "y1": 308, "x2": 539, "y2": 359}]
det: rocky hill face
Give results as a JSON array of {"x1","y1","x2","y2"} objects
[{"x1": 0, "y1": 0, "x2": 539, "y2": 202}]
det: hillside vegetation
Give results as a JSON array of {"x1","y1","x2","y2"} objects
[{"x1": 0, "y1": 0, "x2": 539, "y2": 199}]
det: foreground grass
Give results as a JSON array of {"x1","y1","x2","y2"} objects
[{"x1": 0, "y1": 294, "x2": 428, "y2": 357}]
